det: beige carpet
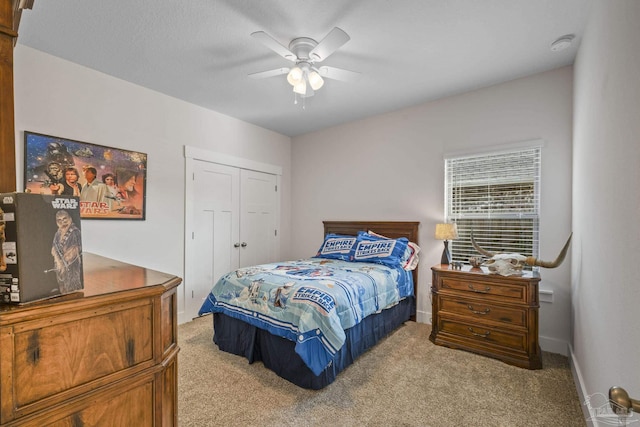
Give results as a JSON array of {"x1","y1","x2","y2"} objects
[{"x1": 178, "y1": 315, "x2": 585, "y2": 427}]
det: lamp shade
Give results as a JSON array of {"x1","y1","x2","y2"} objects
[
  {"x1": 435, "y1": 223, "x2": 458, "y2": 241},
  {"x1": 308, "y1": 70, "x2": 324, "y2": 90},
  {"x1": 293, "y1": 79, "x2": 307, "y2": 95},
  {"x1": 287, "y1": 66, "x2": 303, "y2": 86}
]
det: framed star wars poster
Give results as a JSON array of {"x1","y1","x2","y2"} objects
[{"x1": 23, "y1": 131, "x2": 147, "y2": 220}]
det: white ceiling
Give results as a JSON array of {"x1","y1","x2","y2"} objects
[{"x1": 16, "y1": 0, "x2": 593, "y2": 137}]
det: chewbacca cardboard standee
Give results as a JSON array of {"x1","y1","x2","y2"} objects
[{"x1": 0, "y1": 193, "x2": 83, "y2": 304}]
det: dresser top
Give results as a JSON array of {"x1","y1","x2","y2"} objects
[
  {"x1": 432, "y1": 264, "x2": 541, "y2": 281},
  {"x1": 1, "y1": 253, "x2": 181, "y2": 314}
]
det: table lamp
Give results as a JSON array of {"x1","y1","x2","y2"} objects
[{"x1": 435, "y1": 223, "x2": 458, "y2": 265}]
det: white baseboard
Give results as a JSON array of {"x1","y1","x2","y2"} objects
[
  {"x1": 569, "y1": 345, "x2": 596, "y2": 426},
  {"x1": 567, "y1": 345, "x2": 636, "y2": 426},
  {"x1": 178, "y1": 312, "x2": 189, "y2": 325},
  {"x1": 539, "y1": 335, "x2": 569, "y2": 356},
  {"x1": 416, "y1": 309, "x2": 431, "y2": 324}
]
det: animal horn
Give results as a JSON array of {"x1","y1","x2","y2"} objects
[
  {"x1": 470, "y1": 231, "x2": 495, "y2": 257},
  {"x1": 525, "y1": 233, "x2": 573, "y2": 268}
]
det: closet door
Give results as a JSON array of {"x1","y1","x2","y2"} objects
[
  {"x1": 183, "y1": 148, "x2": 281, "y2": 322},
  {"x1": 239, "y1": 170, "x2": 278, "y2": 268},
  {"x1": 188, "y1": 160, "x2": 240, "y2": 319}
]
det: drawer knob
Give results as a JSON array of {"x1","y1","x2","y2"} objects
[
  {"x1": 467, "y1": 305, "x2": 491, "y2": 315},
  {"x1": 468, "y1": 284, "x2": 491, "y2": 293},
  {"x1": 468, "y1": 327, "x2": 491, "y2": 338}
]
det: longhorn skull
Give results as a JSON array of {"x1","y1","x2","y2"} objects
[{"x1": 471, "y1": 232, "x2": 572, "y2": 276}]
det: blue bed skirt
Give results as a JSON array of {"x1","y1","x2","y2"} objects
[{"x1": 210, "y1": 296, "x2": 414, "y2": 389}]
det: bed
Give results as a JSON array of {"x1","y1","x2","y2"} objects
[{"x1": 198, "y1": 220, "x2": 420, "y2": 389}]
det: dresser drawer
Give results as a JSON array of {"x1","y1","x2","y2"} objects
[
  {"x1": 10, "y1": 300, "x2": 153, "y2": 412},
  {"x1": 44, "y1": 377, "x2": 154, "y2": 427},
  {"x1": 437, "y1": 295, "x2": 527, "y2": 327},
  {"x1": 439, "y1": 318, "x2": 528, "y2": 353},
  {"x1": 439, "y1": 276, "x2": 526, "y2": 303},
  {"x1": 12, "y1": 367, "x2": 157, "y2": 427}
]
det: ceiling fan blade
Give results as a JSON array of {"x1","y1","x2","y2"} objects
[
  {"x1": 248, "y1": 68, "x2": 290, "y2": 79},
  {"x1": 309, "y1": 27, "x2": 350, "y2": 62},
  {"x1": 251, "y1": 31, "x2": 297, "y2": 61},
  {"x1": 318, "y1": 66, "x2": 361, "y2": 82}
]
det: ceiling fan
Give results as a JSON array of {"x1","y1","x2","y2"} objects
[{"x1": 249, "y1": 27, "x2": 360, "y2": 98}]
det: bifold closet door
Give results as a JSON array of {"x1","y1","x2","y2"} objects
[
  {"x1": 239, "y1": 169, "x2": 277, "y2": 268},
  {"x1": 190, "y1": 161, "x2": 240, "y2": 317},
  {"x1": 186, "y1": 160, "x2": 278, "y2": 320}
]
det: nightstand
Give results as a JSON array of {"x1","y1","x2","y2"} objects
[{"x1": 429, "y1": 264, "x2": 542, "y2": 369}]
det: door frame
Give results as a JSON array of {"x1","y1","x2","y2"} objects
[{"x1": 181, "y1": 145, "x2": 282, "y2": 324}]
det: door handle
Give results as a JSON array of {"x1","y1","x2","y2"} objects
[
  {"x1": 241, "y1": 242, "x2": 247, "y2": 247},
  {"x1": 609, "y1": 386, "x2": 640, "y2": 415},
  {"x1": 233, "y1": 243, "x2": 240, "y2": 248}
]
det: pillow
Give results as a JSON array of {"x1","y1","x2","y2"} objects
[
  {"x1": 366, "y1": 230, "x2": 421, "y2": 271},
  {"x1": 351, "y1": 231, "x2": 409, "y2": 267},
  {"x1": 315, "y1": 233, "x2": 357, "y2": 261}
]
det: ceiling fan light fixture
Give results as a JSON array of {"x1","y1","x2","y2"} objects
[
  {"x1": 250, "y1": 28, "x2": 357, "y2": 103},
  {"x1": 287, "y1": 66, "x2": 303, "y2": 86},
  {"x1": 308, "y1": 70, "x2": 324, "y2": 91},
  {"x1": 293, "y1": 79, "x2": 307, "y2": 95}
]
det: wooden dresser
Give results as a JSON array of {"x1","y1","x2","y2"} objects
[
  {"x1": 0, "y1": 253, "x2": 181, "y2": 426},
  {"x1": 430, "y1": 264, "x2": 542, "y2": 369}
]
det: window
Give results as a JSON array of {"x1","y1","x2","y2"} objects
[{"x1": 444, "y1": 145, "x2": 541, "y2": 265}]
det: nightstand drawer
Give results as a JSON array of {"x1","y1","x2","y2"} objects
[
  {"x1": 439, "y1": 318, "x2": 528, "y2": 352},
  {"x1": 438, "y1": 295, "x2": 527, "y2": 327},
  {"x1": 440, "y1": 277, "x2": 526, "y2": 302}
]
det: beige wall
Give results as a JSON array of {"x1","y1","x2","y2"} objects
[
  {"x1": 571, "y1": 0, "x2": 640, "y2": 414},
  {"x1": 291, "y1": 67, "x2": 574, "y2": 353},
  {"x1": 13, "y1": 45, "x2": 292, "y2": 320}
]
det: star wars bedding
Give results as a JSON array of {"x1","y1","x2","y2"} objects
[
  {"x1": 211, "y1": 297, "x2": 413, "y2": 389},
  {"x1": 198, "y1": 258, "x2": 414, "y2": 376}
]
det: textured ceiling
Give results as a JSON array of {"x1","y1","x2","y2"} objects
[{"x1": 17, "y1": 0, "x2": 593, "y2": 137}]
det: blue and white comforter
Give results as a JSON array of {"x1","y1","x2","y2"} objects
[{"x1": 198, "y1": 258, "x2": 413, "y2": 375}]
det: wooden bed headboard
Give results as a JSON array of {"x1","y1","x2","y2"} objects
[
  {"x1": 323, "y1": 221, "x2": 419, "y2": 243},
  {"x1": 323, "y1": 221, "x2": 420, "y2": 319}
]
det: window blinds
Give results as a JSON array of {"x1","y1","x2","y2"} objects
[{"x1": 445, "y1": 147, "x2": 541, "y2": 264}]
